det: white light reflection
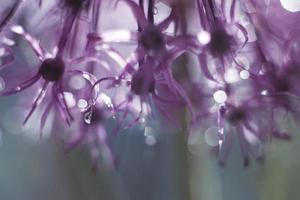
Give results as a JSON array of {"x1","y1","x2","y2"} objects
[
  {"x1": 10, "y1": 25, "x2": 24, "y2": 34},
  {"x1": 64, "y1": 92, "x2": 76, "y2": 108},
  {"x1": 2, "y1": 37, "x2": 15, "y2": 46},
  {"x1": 240, "y1": 70, "x2": 250, "y2": 79},
  {"x1": 101, "y1": 29, "x2": 132, "y2": 43},
  {"x1": 99, "y1": 93, "x2": 113, "y2": 108},
  {"x1": 280, "y1": 0, "x2": 300, "y2": 12},
  {"x1": 243, "y1": 126, "x2": 260, "y2": 146},
  {"x1": 0, "y1": 48, "x2": 5, "y2": 57},
  {"x1": 78, "y1": 99, "x2": 88, "y2": 110},
  {"x1": 213, "y1": 90, "x2": 227, "y2": 104},
  {"x1": 197, "y1": 31, "x2": 211, "y2": 45},
  {"x1": 261, "y1": 90, "x2": 268, "y2": 96},
  {"x1": 224, "y1": 68, "x2": 240, "y2": 83}
]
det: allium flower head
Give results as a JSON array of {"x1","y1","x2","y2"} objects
[{"x1": 1, "y1": 0, "x2": 300, "y2": 168}]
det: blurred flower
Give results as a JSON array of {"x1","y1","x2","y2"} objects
[{"x1": 0, "y1": 0, "x2": 300, "y2": 168}]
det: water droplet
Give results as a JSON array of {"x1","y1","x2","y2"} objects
[
  {"x1": 78, "y1": 99, "x2": 88, "y2": 110},
  {"x1": 84, "y1": 111, "x2": 92, "y2": 124}
]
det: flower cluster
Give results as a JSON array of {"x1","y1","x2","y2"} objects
[{"x1": 0, "y1": 0, "x2": 300, "y2": 168}]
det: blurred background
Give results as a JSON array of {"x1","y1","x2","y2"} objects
[{"x1": 1, "y1": 102, "x2": 300, "y2": 200}]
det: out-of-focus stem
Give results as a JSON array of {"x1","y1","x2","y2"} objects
[
  {"x1": 147, "y1": 0, "x2": 154, "y2": 24},
  {"x1": 0, "y1": 0, "x2": 22, "y2": 32}
]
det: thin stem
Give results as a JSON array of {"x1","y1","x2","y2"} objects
[
  {"x1": 92, "y1": 0, "x2": 101, "y2": 33},
  {"x1": 0, "y1": 0, "x2": 22, "y2": 32},
  {"x1": 56, "y1": 12, "x2": 78, "y2": 57},
  {"x1": 196, "y1": 0, "x2": 207, "y2": 29},
  {"x1": 138, "y1": 0, "x2": 144, "y2": 31},
  {"x1": 147, "y1": 0, "x2": 154, "y2": 24}
]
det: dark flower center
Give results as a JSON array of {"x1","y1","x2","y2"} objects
[
  {"x1": 273, "y1": 77, "x2": 290, "y2": 92},
  {"x1": 64, "y1": 0, "x2": 86, "y2": 10},
  {"x1": 39, "y1": 58, "x2": 65, "y2": 82},
  {"x1": 131, "y1": 70, "x2": 155, "y2": 95},
  {"x1": 226, "y1": 107, "x2": 245, "y2": 123},
  {"x1": 139, "y1": 26, "x2": 164, "y2": 50},
  {"x1": 209, "y1": 28, "x2": 233, "y2": 57}
]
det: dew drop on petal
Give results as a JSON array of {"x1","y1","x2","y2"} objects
[
  {"x1": 213, "y1": 90, "x2": 227, "y2": 104},
  {"x1": 84, "y1": 111, "x2": 92, "y2": 124}
]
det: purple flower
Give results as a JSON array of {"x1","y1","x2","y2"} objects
[
  {"x1": 1, "y1": 0, "x2": 300, "y2": 168},
  {"x1": 90, "y1": 0, "x2": 199, "y2": 127},
  {"x1": 0, "y1": 25, "x2": 74, "y2": 126}
]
